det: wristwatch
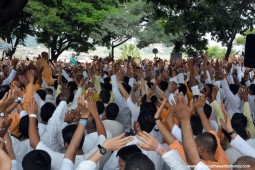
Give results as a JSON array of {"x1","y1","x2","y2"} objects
[
  {"x1": 98, "y1": 144, "x2": 107, "y2": 155},
  {"x1": 15, "y1": 97, "x2": 22, "y2": 104},
  {"x1": 0, "y1": 112, "x2": 5, "y2": 118},
  {"x1": 154, "y1": 116, "x2": 162, "y2": 121},
  {"x1": 228, "y1": 130, "x2": 236, "y2": 136}
]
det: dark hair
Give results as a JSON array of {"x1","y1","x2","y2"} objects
[
  {"x1": 99, "y1": 89, "x2": 111, "y2": 104},
  {"x1": 195, "y1": 132, "x2": 218, "y2": 155},
  {"x1": 45, "y1": 88, "x2": 53, "y2": 95},
  {"x1": 104, "y1": 77, "x2": 111, "y2": 84},
  {"x1": 22, "y1": 150, "x2": 51, "y2": 170},
  {"x1": 106, "y1": 103, "x2": 119, "y2": 120},
  {"x1": 54, "y1": 80, "x2": 58, "y2": 90},
  {"x1": 150, "y1": 95, "x2": 158, "y2": 105},
  {"x1": 233, "y1": 156, "x2": 255, "y2": 170},
  {"x1": 68, "y1": 81, "x2": 78, "y2": 92},
  {"x1": 96, "y1": 101, "x2": 105, "y2": 115},
  {"x1": 36, "y1": 90, "x2": 46, "y2": 101},
  {"x1": 41, "y1": 52, "x2": 48, "y2": 58},
  {"x1": 41, "y1": 102, "x2": 56, "y2": 123},
  {"x1": 159, "y1": 81, "x2": 168, "y2": 92},
  {"x1": 0, "y1": 85, "x2": 10, "y2": 100},
  {"x1": 205, "y1": 84, "x2": 214, "y2": 95},
  {"x1": 231, "y1": 113, "x2": 248, "y2": 140},
  {"x1": 117, "y1": 145, "x2": 142, "y2": 161},
  {"x1": 125, "y1": 153, "x2": 155, "y2": 170},
  {"x1": 203, "y1": 103, "x2": 212, "y2": 119},
  {"x1": 190, "y1": 115, "x2": 203, "y2": 136},
  {"x1": 122, "y1": 83, "x2": 131, "y2": 94},
  {"x1": 101, "y1": 82, "x2": 112, "y2": 92},
  {"x1": 249, "y1": 84, "x2": 255, "y2": 95},
  {"x1": 19, "y1": 115, "x2": 30, "y2": 138},
  {"x1": 138, "y1": 102, "x2": 157, "y2": 133},
  {"x1": 123, "y1": 76, "x2": 130, "y2": 85},
  {"x1": 229, "y1": 84, "x2": 239, "y2": 95},
  {"x1": 62, "y1": 124, "x2": 85, "y2": 150},
  {"x1": 178, "y1": 83, "x2": 187, "y2": 96}
]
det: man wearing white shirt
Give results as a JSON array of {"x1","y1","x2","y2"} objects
[
  {"x1": 102, "y1": 103, "x2": 124, "y2": 137},
  {"x1": 104, "y1": 102, "x2": 164, "y2": 170}
]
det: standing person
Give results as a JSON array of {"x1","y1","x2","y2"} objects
[
  {"x1": 36, "y1": 52, "x2": 54, "y2": 86},
  {"x1": 70, "y1": 53, "x2": 77, "y2": 67}
]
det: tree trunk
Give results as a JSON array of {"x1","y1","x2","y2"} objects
[
  {"x1": 111, "y1": 45, "x2": 115, "y2": 60},
  {"x1": 6, "y1": 48, "x2": 16, "y2": 58},
  {"x1": 224, "y1": 44, "x2": 232, "y2": 61}
]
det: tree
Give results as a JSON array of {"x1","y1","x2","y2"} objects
[
  {"x1": 0, "y1": 11, "x2": 33, "y2": 58},
  {"x1": 206, "y1": 0, "x2": 255, "y2": 60},
  {"x1": 92, "y1": 0, "x2": 157, "y2": 58},
  {"x1": 25, "y1": 0, "x2": 115, "y2": 60},
  {"x1": 119, "y1": 44, "x2": 141, "y2": 60},
  {"x1": 0, "y1": 0, "x2": 28, "y2": 27},
  {"x1": 234, "y1": 36, "x2": 246, "y2": 46},
  {"x1": 146, "y1": 0, "x2": 255, "y2": 59}
]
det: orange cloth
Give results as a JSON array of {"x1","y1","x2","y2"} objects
[
  {"x1": 161, "y1": 107, "x2": 179, "y2": 126},
  {"x1": 169, "y1": 130, "x2": 230, "y2": 170},
  {"x1": 9, "y1": 83, "x2": 35, "y2": 137},
  {"x1": 9, "y1": 112, "x2": 20, "y2": 137},
  {"x1": 36, "y1": 58, "x2": 54, "y2": 85}
]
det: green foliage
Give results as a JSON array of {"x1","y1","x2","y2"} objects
[
  {"x1": 207, "y1": 46, "x2": 226, "y2": 59},
  {"x1": 119, "y1": 44, "x2": 141, "y2": 60},
  {"x1": 207, "y1": 45, "x2": 239, "y2": 59},
  {"x1": 234, "y1": 36, "x2": 246, "y2": 46},
  {"x1": 24, "y1": 0, "x2": 115, "y2": 60}
]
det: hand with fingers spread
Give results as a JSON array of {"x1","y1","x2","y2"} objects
[
  {"x1": 0, "y1": 90, "x2": 15, "y2": 113},
  {"x1": 102, "y1": 133, "x2": 133, "y2": 152},
  {"x1": 133, "y1": 82, "x2": 140, "y2": 92},
  {"x1": 27, "y1": 99, "x2": 38, "y2": 115},
  {"x1": 172, "y1": 93, "x2": 193, "y2": 121},
  {"x1": 136, "y1": 131, "x2": 166, "y2": 155},
  {"x1": 194, "y1": 94, "x2": 206, "y2": 111},
  {"x1": 64, "y1": 110, "x2": 75, "y2": 124}
]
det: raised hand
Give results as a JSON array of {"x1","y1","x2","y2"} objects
[
  {"x1": 27, "y1": 70, "x2": 35, "y2": 84},
  {"x1": 61, "y1": 84, "x2": 70, "y2": 102},
  {"x1": 136, "y1": 131, "x2": 160, "y2": 151},
  {"x1": 220, "y1": 102, "x2": 232, "y2": 133},
  {"x1": 27, "y1": 99, "x2": 38, "y2": 115},
  {"x1": 0, "y1": 90, "x2": 15, "y2": 112},
  {"x1": 154, "y1": 98, "x2": 167, "y2": 118},
  {"x1": 102, "y1": 133, "x2": 133, "y2": 151},
  {"x1": 194, "y1": 94, "x2": 206, "y2": 109},
  {"x1": 212, "y1": 86, "x2": 219, "y2": 101},
  {"x1": 172, "y1": 93, "x2": 193, "y2": 121},
  {"x1": 0, "y1": 115, "x2": 13, "y2": 137}
]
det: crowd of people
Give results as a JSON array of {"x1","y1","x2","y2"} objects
[{"x1": 0, "y1": 51, "x2": 254, "y2": 170}]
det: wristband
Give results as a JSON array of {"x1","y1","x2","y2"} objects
[
  {"x1": 29, "y1": 114, "x2": 37, "y2": 118},
  {"x1": 155, "y1": 144, "x2": 163, "y2": 152},
  {"x1": 79, "y1": 119, "x2": 87, "y2": 126},
  {"x1": 196, "y1": 108, "x2": 204, "y2": 113}
]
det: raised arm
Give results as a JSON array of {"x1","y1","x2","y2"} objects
[
  {"x1": 64, "y1": 102, "x2": 90, "y2": 162},
  {"x1": 28, "y1": 99, "x2": 39, "y2": 149},
  {"x1": 154, "y1": 99, "x2": 176, "y2": 145},
  {"x1": 195, "y1": 95, "x2": 213, "y2": 132},
  {"x1": 89, "y1": 96, "x2": 106, "y2": 138},
  {"x1": 116, "y1": 73, "x2": 129, "y2": 100},
  {"x1": 173, "y1": 94, "x2": 201, "y2": 165}
]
